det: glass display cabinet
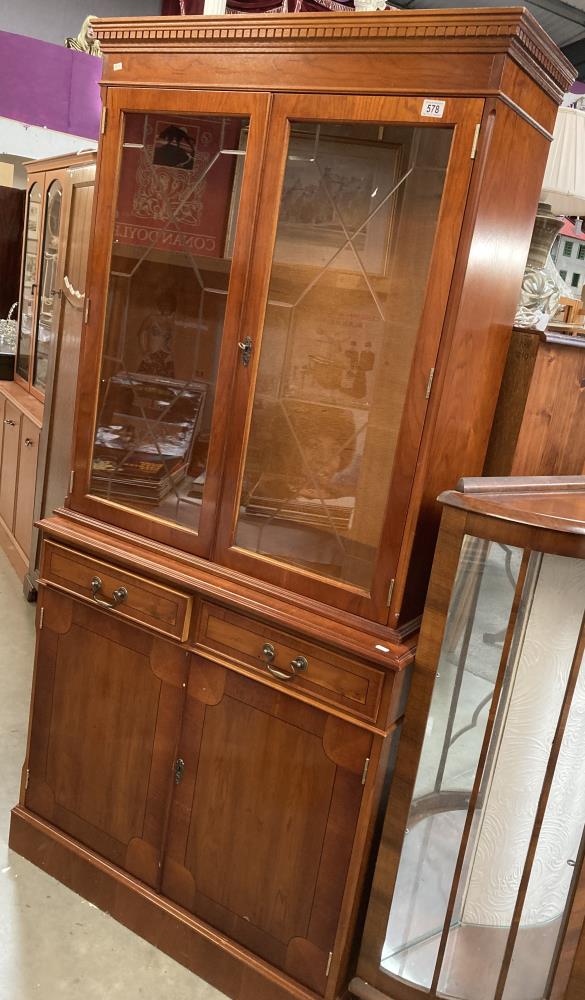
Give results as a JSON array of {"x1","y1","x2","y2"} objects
[
  {"x1": 0, "y1": 152, "x2": 96, "y2": 582},
  {"x1": 25, "y1": 152, "x2": 97, "y2": 595},
  {"x1": 355, "y1": 476, "x2": 585, "y2": 1000},
  {"x1": 14, "y1": 152, "x2": 96, "y2": 403},
  {"x1": 9, "y1": 12, "x2": 574, "y2": 1000}
]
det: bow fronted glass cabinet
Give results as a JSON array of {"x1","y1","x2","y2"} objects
[
  {"x1": 355, "y1": 477, "x2": 585, "y2": 1000},
  {"x1": 9, "y1": 12, "x2": 575, "y2": 1000}
]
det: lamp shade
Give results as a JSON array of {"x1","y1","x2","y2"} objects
[{"x1": 541, "y1": 106, "x2": 585, "y2": 216}]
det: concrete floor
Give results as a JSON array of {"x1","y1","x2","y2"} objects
[{"x1": 0, "y1": 548, "x2": 226, "y2": 1000}]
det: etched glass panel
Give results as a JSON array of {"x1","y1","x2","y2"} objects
[
  {"x1": 234, "y1": 122, "x2": 453, "y2": 591},
  {"x1": 16, "y1": 183, "x2": 42, "y2": 382},
  {"x1": 89, "y1": 112, "x2": 249, "y2": 531},
  {"x1": 33, "y1": 180, "x2": 62, "y2": 393}
]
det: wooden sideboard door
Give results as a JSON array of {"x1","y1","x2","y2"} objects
[
  {"x1": 25, "y1": 587, "x2": 189, "y2": 888},
  {"x1": 0, "y1": 401, "x2": 22, "y2": 531},
  {"x1": 13, "y1": 416, "x2": 39, "y2": 558},
  {"x1": 0, "y1": 395, "x2": 5, "y2": 493},
  {"x1": 162, "y1": 654, "x2": 372, "y2": 995}
]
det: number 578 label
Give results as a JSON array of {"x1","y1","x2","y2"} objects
[{"x1": 421, "y1": 99, "x2": 446, "y2": 118}]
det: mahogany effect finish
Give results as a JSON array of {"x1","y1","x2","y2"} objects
[{"x1": 9, "y1": 13, "x2": 573, "y2": 1000}]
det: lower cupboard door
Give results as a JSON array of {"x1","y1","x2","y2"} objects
[
  {"x1": 25, "y1": 587, "x2": 189, "y2": 888},
  {"x1": 161, "y1": 654, "x2": 372, "y2": 995}
]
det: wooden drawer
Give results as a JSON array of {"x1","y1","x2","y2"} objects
[
  {"x1": 196, "y1": 601, "x2": 384, "y2": 723},
  {"x1": 41, "y1": 541, "x2": 193, "y2": 641}
]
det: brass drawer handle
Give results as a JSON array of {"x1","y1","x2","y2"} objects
[
  {"x1": 90, "y1": 575, "x2": 128, "y2": 610},
  {"x1": 261, "y1": 642, "x2": 308, "y2": 682},
  {"x1": 4, "y1": 419, "x2": 15, "y2": 427},
  {"x1": 24, "y1": 437, "x2": 34, "y2": 447},
  {"x1": 262, "y1": 642, "x2": 276, "y2": 663}
]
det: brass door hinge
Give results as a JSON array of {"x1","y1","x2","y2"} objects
[
  {"x1": 100, "y1": 106, "x2": 108, "y2": 134},
  {"x1": 471, "y1": 123, "x2": 481, "y2": 159},
  {"x1": 39, "y1": 606, "x2": 44, "y2": 630},
  {"x1": 84, "y1": 296, "x2": 90, "y2": 324},
  {"x1": 425, "y1": 367, "x2": 435, "y2": 400},
  {"x1": 386, "y1": 578, "x2": 395, "y2": 607},
  {"x1": 25, "y1": 768, "x2": 30, "y2": 791},
  {"x1": 326, "y1": 951, "x2": 333, "y2": 977},
  {"x1": 361, "y1": 757, "x2": 370, "y2": 786},
  {"x1": 69, "y1": 470, "x2": 75, "y2": 494}
]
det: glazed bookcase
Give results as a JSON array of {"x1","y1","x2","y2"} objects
[{"x1": 9, "y1": 11, "x2": 574, "y2": 1000}]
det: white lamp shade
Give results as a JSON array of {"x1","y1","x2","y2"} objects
[{"x1": 541, "y1": 106, "x2": 585, "y2": 217}]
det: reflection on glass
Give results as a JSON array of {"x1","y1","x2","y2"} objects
[
  {"x1": 502, "y1": 586, "x2": 585, "y2": 1000},
  {"x1": 438, "y1": 553, "x2": 585, "y2": 1000},
  {"x1": 382, "y1": 539, "x2": 522, "y2": 989},
  {"x1": 90, "y1": 112, "x2": 249, "y2": 531},
  {"x1": 33, "y1": 181, "x2": 62, "y2": 393},
  {"x1": 234, "y1": 122, "x2": 453, "y2": 591},
  {"x1": 381, "y1": 546, "x2": 585, "y2": 1000},
  {"x1": 16, "y1": 183, "x2": 42, "y2": 382}
]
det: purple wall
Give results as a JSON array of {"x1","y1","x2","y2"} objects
[{"x1": 0, "y1": 30, "x2": 102, "y2": 140}]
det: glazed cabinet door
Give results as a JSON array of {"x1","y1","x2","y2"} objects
[
  {"x1": 24, "y1": 587, "x2": 188, "y2": 888},
  {"x1": 162, "y1": 654, "x2": 372, "y2": 995},
  {"x1": 72, "y1": 87, "x2": 271, "y2": 557},
  {"x1": 15, "y1": 180, "x2": 44, "y2": 389},
  {"x1": 31, "y1": 176, "x2": 65, "y2": 400},
  {"x1": 217, "y1": 94, "x2": 483, "y2": 623}
]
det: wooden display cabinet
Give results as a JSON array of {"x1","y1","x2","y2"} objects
[
  {"x1": 9, "y1": 11, "x2": 574, "y2": 1000},
  {"x1": 15, "y1": 152, "x2": 95, "y2": 402},
  {"x1": 25, "y1": 152, "x2": 96, "y2": 595},
  {"x1": 354, "y1": 476, "x2": 585, "y2": 1000},
  {"x1": 0, "y1": 151, "x2": 96, "y2": 585}
]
